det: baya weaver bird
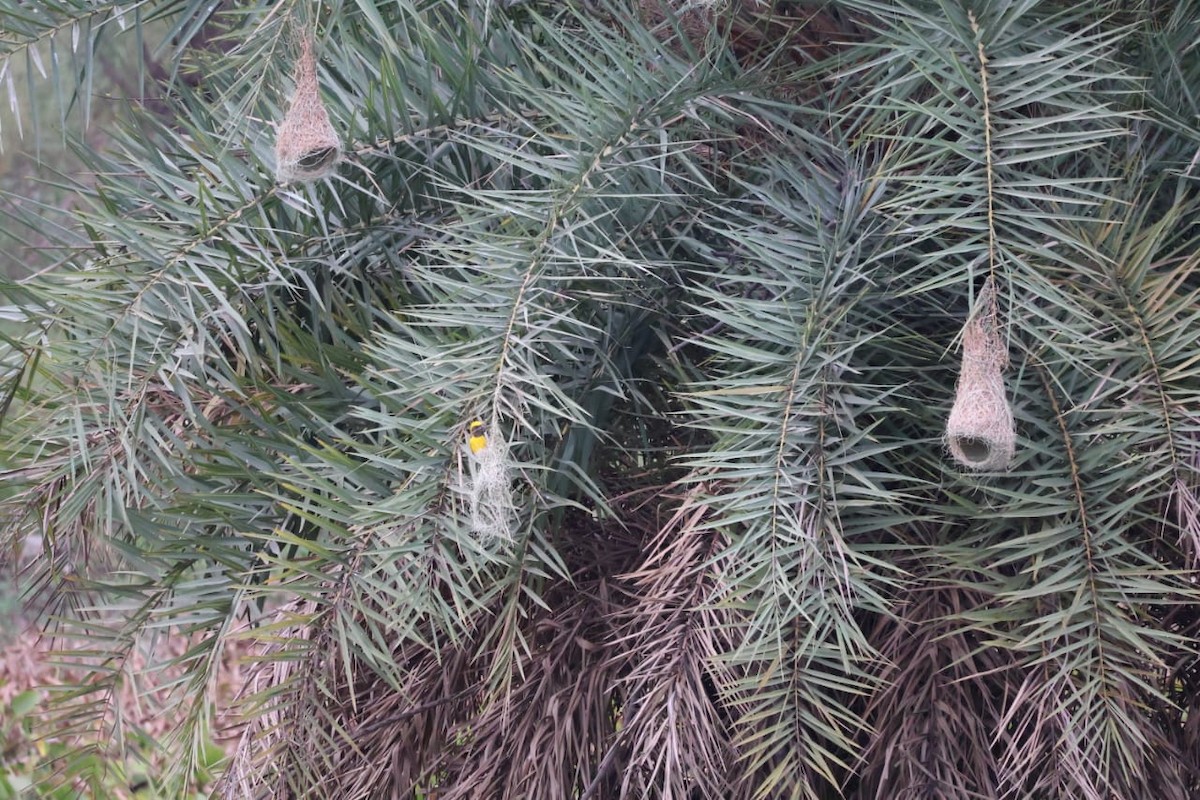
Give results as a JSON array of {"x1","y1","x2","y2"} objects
[{"x1": 467, "y1": 419, "x2": 488, "y2": 454}]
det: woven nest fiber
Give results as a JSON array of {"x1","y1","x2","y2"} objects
[
  {"x1": 469, "y1": 429, "x2": 515, "y2": 542},
  {"x1": 274, "y1": 37, "x2": 340, "y2": 184},
  {"x1": 945, "y1": 278, "x2": 1015, "y2": 471}
]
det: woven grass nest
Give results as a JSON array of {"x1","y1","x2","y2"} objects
[
  {"x1": 945, "y1": 278, "x2": 1015, "y2": 471},
  {"x1": 274, "y1": 36, "x2": 340, "y2": 184},
  {"x1": 466, "y1": 417, "x2": 515, "y2": 542}
]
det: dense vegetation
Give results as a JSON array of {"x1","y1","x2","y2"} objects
[{"x1": 2, "y1": 1, "x2": 1200, "y2": 797}]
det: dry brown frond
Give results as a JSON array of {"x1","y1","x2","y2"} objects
[
  {"x1": 614, "y1": 484, "x2": 742, "y2": 799},
  {"x1": 858, "y1": 549, "x2": 1008, "y2": 799}
]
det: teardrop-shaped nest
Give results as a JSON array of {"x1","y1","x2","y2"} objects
[
  {"x1": 274, "y1": 37, "x2": 340, "y2": 183},
  {"x1": 945, "y1": 278, "x2": 1015, "y2": 471}
]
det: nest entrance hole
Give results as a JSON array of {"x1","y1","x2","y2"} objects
[{"x1": 951, "y1": 435, "x2": 993, "y2": 465}]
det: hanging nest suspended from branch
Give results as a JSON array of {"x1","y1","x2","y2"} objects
[
  {"x1": 465, "y1": 418, "x2": 515, "y2": 543},
  {"x1": 945, "y1": 277, "x2": 1015, "y2": 471},
  {"x1": 274, "y1": 35, "x2": 340, "y2": 184}
]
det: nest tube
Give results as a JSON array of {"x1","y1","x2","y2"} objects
[
  {"x1": 945, "y1": 277, "x2": 1016, "y2": 471},
  {"x1": 274, "y1": 35, "x2": 341, "y2": 183}
]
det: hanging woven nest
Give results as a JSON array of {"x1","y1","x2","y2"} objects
[
  {"x1": 465, "y1": 418, "x2": 515, "y2": 542},
  {"x1": 274, "y1": 36, "x2": 340, "y2": 184},
  {"x1": 945, "y1": 278, "x2": 1015, "y2": 471}
]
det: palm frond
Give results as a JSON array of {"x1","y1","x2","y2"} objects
[{"x1": 3, "y1": 1, "x2": 1200, "y2": 798}]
